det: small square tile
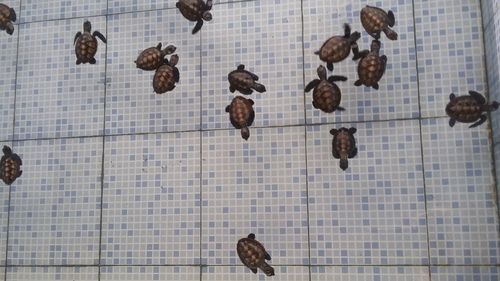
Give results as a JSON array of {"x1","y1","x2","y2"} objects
[
  {"x1": 101, "y1": 266, "x2": 199, "y2": 281},
  {"x1": 303, "y1": 0, "x2": 420, "y2": 123},
  {"x1": 201, "y1": 0, "x2": 305, "y2": 130},
  {"x1": 106, "y1": 10, "x2": 200, "y2": 135},
  {"x1": 0, "y1": 142, "x2": 11, "y2": 266},
  {"x1": 495, "y1": 143, "x2": 500, "y2": 207},
  {"x1": 307, "y1": 120, "x2": 428, "y2": 265},
  {"x1": 15, "y1": 17, "x2": 106, "y2": 140},
  {"x1": 431, "y1": 266, "x2": 499, "y2": 281},
  {"x1": 311, "y1": 266, "x2": 429, "y2": 281},
  {"x1": 107, "y1": 0, "x2": 254, "y2": 15},
  {"x1": 7, "y1": 137, "x2": 102, "y2": 265},
  {"x1": 415, "y1": 0, "x2": 487, "y2": 118},
  {"x1": 201, "y1": 126, "x2": 308, "y2": 265},
  {"x1": 422, "y1": 118, "x2": 499, "y2": 264},
  {"x1": 101, "y1": 132, "x2": 200, "y2": 265},
  {"x1": 20, "y1": 0, "x2": 107, "y2": 23},
  {"x1": 202, "y1": 266, "x2": 309, "y2": 281},
  {"x1": 0, "y1": 27, "x2": 17, "y2": 141},
  {"x1": 6, "y1": 267, "x2": 98, "y2": 281}
]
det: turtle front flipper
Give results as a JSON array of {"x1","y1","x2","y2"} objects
[
  {"x1": 449, "y1": 118, "x2": 456, "y2": 127},
  {"x1": 93, "y1": 31, "x2": 107, "y2": 43},
  {"x1": 388, "y1": 10, "x2": 396, "y2": 27},
  {"x1": 9, "y1": 8, "x2": 17, "y2": 22},
  {"x1": 449, "y1": 93, "x2": 456, "y2": 100},
  {"x1": 173, "y1": 67, "x2": 180, "y2": 83},
  {"x1": 73, "y1": 32, "x2": 81, "y2": 45},
  {"x1": 352, "y1": 44, "x2": 368, "y2": 60},
  {"x1": 468, "y1": 91, "x2": 486, "y2": 104},
  {"x1": 264, "y1": 251, "x2": 271, "y2": 261},
  {"x1": 206, "y1": 0, "x2": 213, "y2": 10},
  {"x1": 327, "y1": 62, "x2": 334, "y2": 71},
  {"x1": 469, "y1": 115, "x2": 487, "y2": 128},
  {"x1": 192, "y1": 20, "x2": 203, "y2": 34},
  {"x1": 328, "y1": 75, "x2": 347, "y2": 82},
  {"x1": 383, "y1": 27, "x2": 398, "y2": 40},
  {"x1": 305, "y1": 79, "x2": 320, "y2": 92},
  {"x1": 251, "y1": 82, "x2": 266, "y2": 93}
]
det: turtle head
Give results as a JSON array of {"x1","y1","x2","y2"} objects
[
  {"x1": 162, "y1": 44, "x2": 177, "y2": 56},
  {"x1": 370, "y1": 40, "x2": 381, "y2": 53},
  {"x1": 247, "y1": 233, "x2": 255, "y2": 239},
  {"x1": 83, "y1": 21, "x2": 92, "y2": 32},
  {"x1": 2, "y1": 146, "x2": 12, "y2": 156},
  {"x1": 202, "y1": 11, "x2": 212, "y2": 21},
  {"x1": 317, "y1": 65, "x2": 327, "y2": 80},
  {"x1": 343, "y1": 23, "x2": 351, "y2": 38},
  {"x1": 261, "y1": 263, "x2": 275, "y2": 276},
  {"x1": 169, "y1": 54, "x2": 179, "y2": 66},
  {"x1": 241, "y1": 127, "x2": 250, "y2": 141},
  {"x1": 349, "y1": 31, "x2": 361, "y2": 44}
]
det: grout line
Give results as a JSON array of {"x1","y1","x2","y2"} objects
[
  {"x1": 199, "y1": 30, "x2": 203, "y2": 281},
  {"x1": 410, "y1": 0, "x2": 433, "y2": 277},
  {"x1": 97, "y1": 3, "x2": 110, "y2": 280}
]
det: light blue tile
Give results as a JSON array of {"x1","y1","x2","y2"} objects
[
  {"x1": 105, "y1": 10, "x2": 201, "y2": 135},
  {"x1": 201, "y1": 126, "x2": 308, "y2": 265},
  {"x1": 415, "y1": 0, "x2": 487, "y2": 118},
  {"x1": 201, "y1": 0, "x2": 305, "y2": 130},
  {"x1": 7, "y1": 137, "x2": 102, "y2": 265},
  {"x1": 303, "y1": 0, "x2": 419, "y2": 123},
  {"x1": 311, "y1": 266, "x2": 429, "y2": 281},
  {"x1": 495, "y1": 143, "x2": 500, "y2": 209},
  {"x1": 307, "y1": 120, "x2": 428, "y2": 265},
  {"x1": 0, "y1": 142, "x2": 12, "y2": 265},
  {"x1": 14, "y1": 17, "x2": 106, "y2": 140},
  {"x1": 20, "y1": 0, "x2": 107, "y2": 23},
  {"x1": 6, "y1": 266, "x2": 98, "y2": 281},
  {"x1": 101, "y1": 132, "x2": 200, "y2": 265},
  {"x1": 107, "y1": 0, "x2": 255, "y2": 15},
  {"x1": 0, "y1": 27, "x2": 17, "y2": 141},
  {"x1": 422, "y1": 118, "x2": 499, "y2": 265},
  {"x1": 202, "y1": 266, "x2": 309, "y2": 281},
  {"x1": 431, "y1": 266, "x2": 499, "y2": 281},
  {"x1": 101, "y1": 266, "x2": 199, "y2": 281}
]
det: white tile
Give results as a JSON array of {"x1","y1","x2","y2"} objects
[
  {"x1": 20, "y1": 0, "x2": 106, "y2": 23},
  {"x1": 6, "y1": 267, "x2": 98, "y2": 281},
  {"x1": 0, "y1": 23, "x2": 17, "y2": 141},
  {"x1": 311, "y1": 266, "x2": 429, "y2": 281},
  {"x1": 0, "y1": 142, "x2": 12, "y2": 265},
  {"x1": 101, "y1": 266, "x2": 199, "y2": 281},
  {"x1": 431, "y1": 266, "x2": 499, "y2": 281},
  {"x1": 202, "y1": 266, "x2": 309, "y2": 281}
]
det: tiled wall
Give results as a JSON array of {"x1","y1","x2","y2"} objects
[{"x1": 0, "y1": 0, "x2": 498, "y2": 280}]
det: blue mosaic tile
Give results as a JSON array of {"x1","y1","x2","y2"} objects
[
  {"x1": 201, "y1": 127, "x2": 308, "y2": 265},
  {"x1": 6, "y1": 267, "x2": 98, "y2": 281},
  {"x1": 14, "y1": 17, "x2": 106, "y2": 140},
  {"x1": 201, "y1": 0, "x2": 305, "y2": 130},
  {"x1": 101, "y1": 132, "x2": 200, "y2": 265},
  {"x1": 0, "y1": 141, "x2": 11, "y2": 266},
  {"x1": 202, "y1": 266, "x2": 309, "y2": 281},
  {"x1": 303, "y1": 0, "x2": 419, "y2": 124},
  {"x1": 307, "y1": 120, "x2": 428, "y2": 265},
  {"x1": 431, "y1": 266, "x2": 499, "y2": 281},
  {"x1": 20, "y1": 0, "x2": 106, "y2": 23},
  {"x1": 101, "y1": 266, "x2": 199, "y2": 281},
  {"x1": 105, "y1": 10, "x2": 201, "y2": 135},
  {"x1": 7, "y1": 137, "x2": 102, "y2": 265},
  {"x1": 0, "y1": 27, "x2": 17, "y2": 141},
  {"x1": 495, "y1": 143, "x2": 500, "y2": 208},
  {"x1": 421, "y1": 118, "x2": 499, "y2": 265},
  {"x1": 107, "y1": 0, "x2": 255, "y2": 15},
  {"x1": 415, "y1": 0, "x2": 487, "y2": 118},
  {"x1": 311, "y1": 266, "x2": 429, "y2": 281}
]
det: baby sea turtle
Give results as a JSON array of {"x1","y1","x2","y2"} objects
[
  {"x1": 153, "y1": 54, "x2": 180, "y2": 94},
  {"x1": 228, "y1": 65, "x2": 266, "y2": 95},
  {"x1": 305, "y1": 65, "x2": 347, "y2": 113},
  {"x1": 237, "y1": 233, "x2": 275, "y2": 276},
  {"x1": 0, "y1": 146, "x2": 22, "y2": 185},
  {"x1": 315, "y1": 23, "x2": 362, "y2": 71},
  {"x1": 446, "y1": 91, "x2": 499, "y2": 128},
  {"x1": 0, "y1": 3, "x2": 16, "y2": 35},
  {"x1": 225, "y1": 96, "x2": 255, "y2": 140},
  {"x1": 135, "y1": 43, "x2": 177, "y2": 71},
  {"x1": 360, "y1": 5, "x2": 398, "y2": 40},
  {"x1": 74, "y1": 20, "x2": 106, "y2": 65},
  {"x1": 176, "y1": 0, "x2": 213, "y2": 34},
  {"x1": 330, "y1": 127, "x2": 357, "y2": 171},
  {"x1": 354, "y1": 40, "x2": 386, "y2": 90}
]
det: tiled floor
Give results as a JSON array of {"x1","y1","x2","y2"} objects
[{"x1": 0, "y1": 0, "x2": 498, "y2": 280}]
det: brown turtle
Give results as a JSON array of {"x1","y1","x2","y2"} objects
[
  {"x1": 360, "y1": 5, "x2": 398, "y2": 40},
  {"x1": 0, "y1": 146, "x2": 22, "y2": 185},
  {"x1": 0, "y1": 3, "x2": 16, "y2": 35},
  {"x1": 315, "y1": 23, "x2": 362, "y2": 71},
  {"x1": 330, "y1": 127, "x2": 357, "y2": 171},
  {"x1": 135, "y1": 43, "x2": 177, "y2": 71},
  {"x1": 176, "y1": 0, "x2": 213, "y2": 34},
  {"x1": 153, "y1": 54, "x2": 180, "y2": 94},
  {"x1": 305, "y1": 65, "x2": 347, "y2": 113},
  {"x1": 353, "y1": 40, "x2": 386, "y2": 90},
  {"x1": 74, "y1": 20, "x2": 106, "y2": 65},
  {"x1": 237, "y1": 233, "x2": 274, "y2": 276},
  {"x1": 446, "y1": 91, "x2": 499, "y2": 128},
  {"x1": 225, "y1": 96, "x2": 255, "y2": 140},
  {"x1": 228, "y1": 65, "x2": 266, "y2": 95}
]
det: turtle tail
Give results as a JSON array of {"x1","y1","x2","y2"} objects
[
  {"x1": 241, "y1": 127, "x2": 250, "y2": 141},
  {"x1": 383, "y1": 28, "x2": 398, "y2": 40},
  {"x1": 252, "y1": 82, "x2": 266, "y2": 93},
  {"x1": 339, "y1": 153, "x2": 349, "y2": 171}
]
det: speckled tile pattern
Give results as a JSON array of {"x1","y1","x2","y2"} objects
[{"x1": 0, "y1": 0, "x2": 498, "y2": 280}]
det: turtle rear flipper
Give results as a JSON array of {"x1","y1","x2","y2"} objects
[
  {"x1": 239, "y1": 88, "x2": 253, "y2": 95},
  {"x1": 349, "y1": 147, "x2": 358, "y2": 158},
  {"x1": 354, "y1": 80, "x2": 363, "y2": 87},
  {"x1": 469, "y1": 115, "x2": 487, "y2": 128},
  {"x1": 383, "y1": 27, "x2": 398, "y2": 40},
  {"x1": 10, "y1": 8, "x2": 16, "y2": 22},
  {"x1": 89, "y1": 58, "x2": 97, "y2": 64},
  {"x1": 241, "y1": 127, "x2": 250, "y2": 140},
  {"x1": 206, "y1": 0, "x2": 213, "y2": 10},
  {"x1": 305, "y1": 79, "x2": 320, "y2": 92},
  {"x1": 6, "y1": 22, "x2": 14, "y2": 35},
  {"x1": 372, "y1": 83, "x2": 379, "y2": 90},
  {"x1": 327, "y1": 62, "x2": 334, "y2": 71},
  {"x1": 449, "y1": 118, "x2": 456, "y2": 127},
  {"x1": 449, "y1": 93, "x2": 456, "y2": 100},
  {"x1": 251, "y1": 82, "x2": 266, "y2": 93},
  {"x1": 250, "y1": 268, "x2": 258, "y2": 274},
  {"x1": 192, "y1": 20, "x2": 203, "y2": 34}
]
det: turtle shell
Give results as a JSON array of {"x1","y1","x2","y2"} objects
[
  {"x1": 446, "y1": 96, "x2": 483, "y2": 123},
  {"x1": 0, "y1": 3, "x2": 14, "y2": 34},
  {"x1": 332, "y1": 129, "x2": 356, "y2": 158},
  {"x1": 361, "y1": 6, "x2": 389, "y2": 34},
  {"x1": 153, "y1": 64, "x2": 178, "y2": 94},
  {"x1": 228, "y1": 70, "x2": 255, "y2": 92},
  {"x1": 313, "y1": 80, "x2": 342, "y2": 113},
  {"x1": 177, "y1": 0, "x2": 205, "y2": 21},
  {"x1": 136, "y1": 47, "x2": 164, "y2": 71},
  {"x1": 237, "y1": 237, "x2": 267, "y2": 269},
  {"x1": 357, "y1": 52, "x2": 385, "y2": 87},
  {"x1": 318, "y1": 36, "x2": 352, "y2": 64},
  {"x1": 75, "y1": 33, "x2": 98, "y2": 63},
  {"x1": 0, "y1": 147, "x2": 22, "y2": 185},
  {"x1": 227, "y1": 96, "x2": 254, "y2": 129}
]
